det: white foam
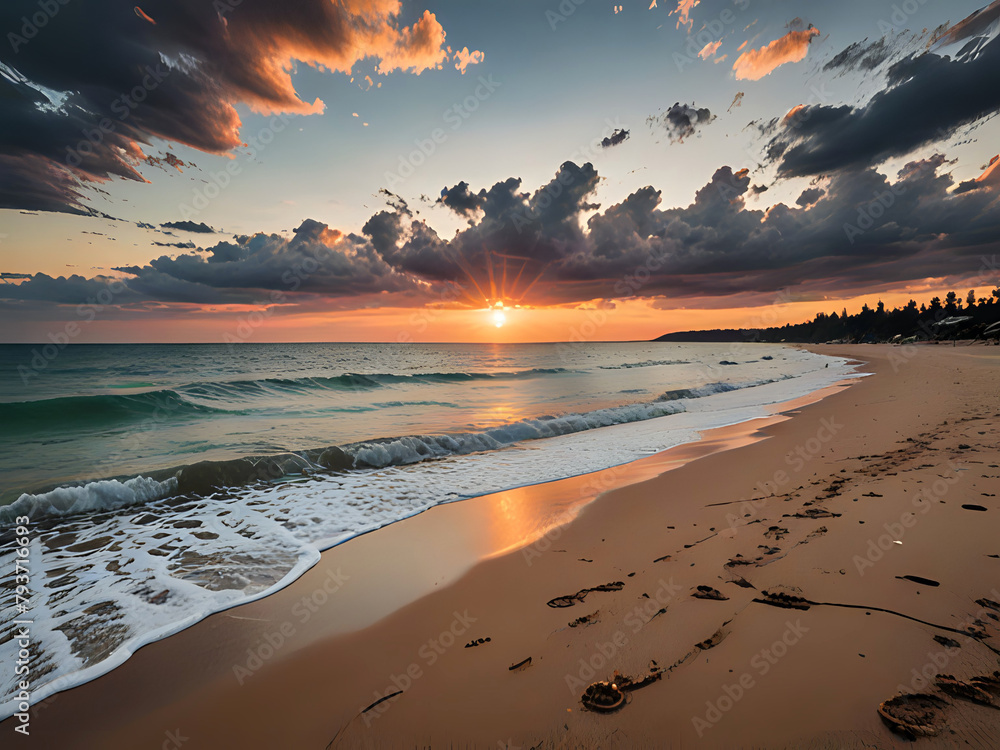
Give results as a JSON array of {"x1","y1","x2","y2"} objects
[{"x1": 0, "y1": 476, "x2": 177, "y2": 525}]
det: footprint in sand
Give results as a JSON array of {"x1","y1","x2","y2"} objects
[
  {"x1": 546, "y1": 581, "x2": 624, "y2": 608},
  {"x1": 691, "y1": 585, "x2": 728, "y2": 601},
  {"x1": 695, "y1": 624, "x2": 731, "y2": 651},
  {"x1": 971, "y1": 671, "x2": 1000, "y2": 693},
  {"x1": 935, "y1": 674, "x2": 996, "y2": 706},
  {"x1": 755, "y1": 590, "x2": 811, "y2": 610},
  {"x1": 784, "y1": 507, "x2": 842, "y2": 519},
  {"x1": 877, "y1": 693, "x2": 947, "y2": 739}
]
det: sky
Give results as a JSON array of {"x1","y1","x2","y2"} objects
[{"x1": 1, "y1": 0, "x2": 999, "y2": 343}]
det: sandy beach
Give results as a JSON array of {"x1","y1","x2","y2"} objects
[{"x1": 11, "y1": 344, "x2": 1000, "y2": 748}]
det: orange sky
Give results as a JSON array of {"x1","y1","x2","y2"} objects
[{"x1": 16, "y1": 281, "x2": 979, "y2": 344}]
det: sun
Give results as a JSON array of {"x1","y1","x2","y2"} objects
[{"x1": 490, "y1": 300, "x2": 506, "y2": 328}]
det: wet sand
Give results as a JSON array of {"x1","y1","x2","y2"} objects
[{"x1": 11, "y1": 344, "x2": 1000, "y2": 748}]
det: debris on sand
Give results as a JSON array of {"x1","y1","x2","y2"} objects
[
  {"x1": 933, "y1": 635, "x2": 961, "y2": 649},
  {"x1": 508, "y1": 656, "x2": 532, "y2": 671},
  {"x1": 580, "y1": 666, "x2": 664, "y2": 713},
  {"x1": 581, "y1": 681, "x2": 625, "y2": 712},
  {"x1": 569, "y1": 611, "x2": 599, "y2": 628},
  {"x1": 895, "y1": 575, "x2": 940, "y2": 587}
]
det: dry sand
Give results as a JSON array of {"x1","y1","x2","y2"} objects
[{"x1": 11, "y1": 344, "x2": 1000, "y2": 748}]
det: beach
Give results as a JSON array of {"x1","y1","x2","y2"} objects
[{"x1": 11, "y1": 343, "x2": 1000, "y2": 748}]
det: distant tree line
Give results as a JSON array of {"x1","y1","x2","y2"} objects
[{"x1": 655, "y1": 288, "x2": 1000, "y2": 344}]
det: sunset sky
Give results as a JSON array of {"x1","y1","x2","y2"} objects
[{"x1": 2, "y1": 0, "x2": 1000, "y2": 342}]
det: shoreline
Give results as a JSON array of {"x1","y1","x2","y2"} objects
[
  {"x1": 0, "y1": 347, "x2": 856, "y2": 719},
  {"x1": 10, "y1": 344, "x2": 1000, "y2": 748}
]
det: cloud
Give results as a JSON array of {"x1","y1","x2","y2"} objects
[
  {"x1": 669, "y1": 0, "x2": 700, "y2": 31},
  {"x1": 355, "y1": 157, "x2": 1000, "y2": 307},
  {"x1": 452, "y1": 47, "x2": 485, "y2": 75},
  {"x1": 732, "y1": 25, "x2": 820, "y2": 80},
  {"x1": 161, "y1": 221, "x2": 216, "y2": 233},
  {"x1": 3, "y1": 218, "x2": 415, "y2": 307},
  {"x1": 768, "y1": 34, "x2": 1000, "y2": 177},
  {"x1": 648, "y1": 103, "x2": 716, "y2": 143},
  {"x1": 133, "y1": 6, "x2": 156, "y2": 25},
  {"x1": 823, "y1": 37, "x2": 892, "y2": 73},
  {"x1": 930, "y1": 0, "x2": 1000, "y2": 56},
  {"x1": 954, "y1": 155, "x2": 1000, "y2": 194},
  {"x1": 0, "y1": 0, "x2": 466, "y2": 214},
  {"x1": 795, "y1": 187, "x2": 825, "y2": 206},
  {"x1": 437, "y1": 181, "x2": 486, "y2": 219},
  {"x1": 7, "y1": 148, "x2": 1000, "y2": 316},
  {"x1": 601, "y1": 128, "x2": 631, "y2": 148},
  {"x1": 0, "y1": 154, "x2": 91, "y2": 216},
  {"x1": 152, "y1": 241, "x2": 197, "y2": 249},
  {"x1": 698, "y1": 40, "x2": 723, "y2": 60}
]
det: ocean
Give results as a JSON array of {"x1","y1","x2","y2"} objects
[{"x1": 0, "y1": 342, "x2": 861, "y2": 716}]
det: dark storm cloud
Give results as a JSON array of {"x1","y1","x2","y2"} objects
[
  {"x1": 648, "y1": 103, "x2": 715, "y2": 144},
  {"x1": 3, "y1": 218, "x2": 416, "y2": 306},
  {"x1": 769, "y1": 34, "x2": 1000, "y2": 177},
  {"x1": 600, "y1": 128, "x2": 630, "y2": 148},
  {"x1": 4, "y1": 153, "x2": 1000, "y2": 314},
  {"x1": 0, "y1": 0, "x2": 457, "y2": 213},
  {"x1": 161, "y1": 221, "x2": 216, "y2": 233},
  {"x1": 436, "y1": 181, "x2": 486, "y2": 218},
  {"x1": 354, "y1": 156, "x2": 1000, "y2": 306},
  {"x1": 795, "y1": 187, "x2": 825, "y2": 206}
]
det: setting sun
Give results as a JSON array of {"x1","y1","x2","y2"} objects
[{"x1": 493, "y1": 309, "x2": 506, "y2": 327}]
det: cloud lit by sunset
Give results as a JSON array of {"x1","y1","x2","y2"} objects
[{"x1": 2, "y1": 0, "x2": 999, "y2": 343}]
